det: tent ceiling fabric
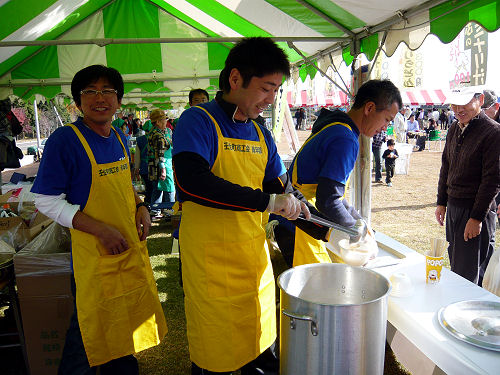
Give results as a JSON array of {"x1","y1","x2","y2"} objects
[{"x1": 0, "y1": 0, "x2": 498, "y2": 102}]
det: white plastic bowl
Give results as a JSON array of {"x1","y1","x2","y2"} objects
[{"x1": 338, "y1": 239, "x2": 373, "y2": 267}]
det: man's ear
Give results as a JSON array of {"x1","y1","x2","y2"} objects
[
  {"x1": 228, "y1": 68, "x2": 242, "y2": 91},
  {"x1": 478, "y1": 94, "x2": 485, "y2": 107},
  {"x1": 364, "y1": 101, "x2": 376, "y2": 116}
]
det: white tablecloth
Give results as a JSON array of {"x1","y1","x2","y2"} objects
[{"x1": 374, "y1": 232, "x2": 500, "y2": 375}]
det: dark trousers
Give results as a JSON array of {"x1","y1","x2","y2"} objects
[
  {"x1": 191, "y1": 345, "x2": 278, "y2": 375},
  {"x1": 445, "y1": 203, "x2": 496, "y2": 285},
  {"x1": 385, "y1": 163, "x2": 395, "y2": 184},
  {"x1": 372, "y1": 146, "x2": 382, "y2": 181},
  {"x1": 140, "y1": 173, "x2": 153, "y2": 204},
  {"x1": 58, "y1": 276, "x2": 139, "y2": 375}
]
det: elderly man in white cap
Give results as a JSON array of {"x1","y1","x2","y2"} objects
[{"x1": 435, "y1": 87, "x2": 500, "y2": 285}]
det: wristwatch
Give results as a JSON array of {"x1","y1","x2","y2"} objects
[{"x1": 136, "y1": 202, "x2": 151, "y2": 212}]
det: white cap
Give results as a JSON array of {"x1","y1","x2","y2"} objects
[{"x1": 446, "y1": 87, "x2": 482, "y2": 105}]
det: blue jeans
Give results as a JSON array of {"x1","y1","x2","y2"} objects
[
  {"x1": 151, "y1": 185, "x2": 175, "y2": 205},
  {"x1": 372, "y1": 146, "x2": 382, "y2": 181},
  {"x1": 58, "y1": 276, "x2": 139, "y2": 375}
]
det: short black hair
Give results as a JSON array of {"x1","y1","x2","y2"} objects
[
  {"x1": 219, "y1": 37, "x2": 290, "y2": 93},
  {"x1": 387, "y1": 139, "x2": 395, "y2": 146},
  {"x1": 189, "y1": 89, "x2": 209, "y2": 104},
  {"x1": 71, "y1": 65, "x2": 124, "y2": 106},
  {"x1": 351, "y1": 79, "x2": 402, "y2": 112}
]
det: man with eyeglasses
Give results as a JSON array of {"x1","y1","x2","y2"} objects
[
  {"x1": 31, "y1": 65, "x2": 167, "y2": 374},
  {"x1": 435, "y1": 87, "x2": 500, "y2": 285}
]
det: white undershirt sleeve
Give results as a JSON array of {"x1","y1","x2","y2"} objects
[{"x1": 33, "y1": 193, "x2": 80, "y2": 229}]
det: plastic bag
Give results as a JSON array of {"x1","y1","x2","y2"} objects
[
  {"x1": 16, "y1": 184, "x2": 37, "y2": 223},
  {"x1": 18, "y1": 222, "x2": 71, "y2": 255},
  {"x1": 0, "y1": 221, "x2": 28, "y2": 251},
  {"x1": 483, "y1": 249, "x2": 500, "y2": 297}
]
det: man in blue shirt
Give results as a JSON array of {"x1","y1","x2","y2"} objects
[
  {"x1": 274, "y1": 80, "x2": 402, "y2": 267},
  {"x1": 173, "y1": 37, "x2": 312, "y2": 375}
]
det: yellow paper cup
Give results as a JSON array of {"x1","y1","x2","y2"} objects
[{"x1": 425, "y1": 252, "x2": 444, "y2": 284}]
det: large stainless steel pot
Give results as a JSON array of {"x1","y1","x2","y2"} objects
[{"x1": 277, "y1": 263, "x2": 391, "y2": 375}]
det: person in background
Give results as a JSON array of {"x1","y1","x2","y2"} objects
[
  {"x1": 111, "y1": 111, "x2": 125, "y2": 130},
  {"x1": 481, "y1": 90, "x2": 500, "y2": 227},
  {"x1": 147, "y1": 109, "x2": 173, "y2": 218},
  {"x1": 382, "y1": 139, "x2": 398, "y2": 187},
  {"x1": 431, "y1": 107, "x2": 440, "y2": 127},
  {"x1": 31, "y1": 65, "x2": 166, "y2": 374},
  {"x1": 447, "y1": 107, "x2": 455, "y2": 125},
  {"x1": 189, "y1": 88, "x2": 210, "y2": 107},
  {"x1": 439, "y1": 109, "x2": 449, "y2": 130},
  {"x1": 295, "y1": 107, "x2": 305, "y2": 130},
  {"x1": 406, "y1": 114, "x2": 419, "y2": 133},
  {"x1": 125, "y1": 113, "x2": 134, "y2": 135},
  {"x1": 133, "y1": 118, "x2": 143, "y2": 136},
  {"x1": 435, "y1": 87, "x2": 500, "y2": 285},
  {"x1": 393, "y1": 107, "x2": 407, "y2": 143},
  {"x1": 134, "y1": 125, "x2": 153, "y2": 205},
  {"x1": 372, "y1": 129, "x2": 386, "y2": 183},
  {"x1": 173, "y1": 37, "x2": 311, "y2": 375},
  {"x1": 482, "y1": 90, "x2": 499, "y2": 123}
]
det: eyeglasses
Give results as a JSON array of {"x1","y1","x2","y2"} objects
[{"x1": 80, "y1": 89, "x2": 117, "y2": 97}]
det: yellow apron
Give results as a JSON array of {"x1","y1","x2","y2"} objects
[
  {"x1": 180, "y1": 107, "x2": 276, "y2": 372},
  {"x1": 292, "y1": 122, "x2": 353, "y2": 266},
  {"x1": 68, "y1": 124, "x2": 167, "y2": 367}
]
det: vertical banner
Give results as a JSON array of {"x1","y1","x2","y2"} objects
[
  {"x1": 464, "y1": 23, "x2": 488, "y2": 86},
  {"x1": 448, "y1": 30, "x2": 471, "y2": 89}
]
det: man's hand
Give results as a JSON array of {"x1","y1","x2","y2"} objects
[
  {"x1": 95, "y1": 224, "x2": 129, "y2": 255},
  {"x1": 435, "y1": 205, "x2": 446, "y2": 226},
  {"x1": 160, "y1": 168, "x2": 166, "y2": 181},
  {"x1": 464, "y1": 218, "x2": 481, "y2": 241},
  {"x1": 497, "y1": 203, "x2": 500, "y2": 219},
  {"x1": 270, "y1": 193, "x2": 310, "y2": 220},
  {"x1": 136, "y1": 205, "x2": 151, "y2": 241}
]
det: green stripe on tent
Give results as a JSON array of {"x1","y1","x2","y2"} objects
[
  {"x1": 150, "y1": 0, "x2": 221, "y2": 38},
  {"x1": 103, "y1": 0, "x2": 162, "y2": 74},
  {"x1": 307, "y1": 0, "x2": 365, "y2": 31},
  {"x1": 124, "y1": 82, "x2": 166, "y2": 94},
  {"x1": 360, "y1": 34, "x2": 378, "y2": 61},
  {"x1": 0, "y1": 0, "x2": 57, "y2": 40},
  {"x1": 12, "y1": 45, "x2": 59, "y2": 80},
  {"x1": 210, "y1": 78, "x2": 219, "y2": 89},
  {"x1": 207, "y1": 43, "x2": 228, "y2": 71},
  {"x1": 186, "y1": 0, "x2": 272, "y2": 37},
  {"x1": 13, "y1": 86, "x2": 62, "y2": 100},
  {"x1": 0, "y1": 0, "x2": 111, "y2": 79},
  {"x1": 342, "y1": 46, "x2": 354, "y2": 66},
  {"x1": 430, "y1": 0, "x2": 500, "y2": 43},
  {"x1": 266, "y1": 0, "x2": 361, "y2": 37}
]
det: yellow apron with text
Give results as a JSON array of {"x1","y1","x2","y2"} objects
[
  {"x1": 68, "y1": 125, "x2": 167, "y2": 367},
  {"x1": 292, "y1": 122, "x2": 352, "y2": 266},
  {"x1": 180, "y1": 107, "x2": 276, "y2": 372}
]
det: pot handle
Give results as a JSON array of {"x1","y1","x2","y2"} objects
[{"x1": 282, "y1": 310, "x2": 318, "y2": 336}]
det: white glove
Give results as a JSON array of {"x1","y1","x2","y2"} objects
[{"x1": 483, "y1": 249, "x2": 500, "y2": 297}]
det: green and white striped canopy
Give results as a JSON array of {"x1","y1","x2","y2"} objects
[{"x1": 0, "y1": 0, "x2": 498, "y2": 109}]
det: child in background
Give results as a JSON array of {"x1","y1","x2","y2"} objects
[{"x1": 382, "y1": 139, "x2": 399, "y2": 187}]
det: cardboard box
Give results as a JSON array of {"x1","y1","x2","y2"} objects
[
  {"x1": 0, "y1": 201, "x2": 53, "y2": 250},
  {"x1": 14, "y1": 253, "x2": 73, "y2": 375}
]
